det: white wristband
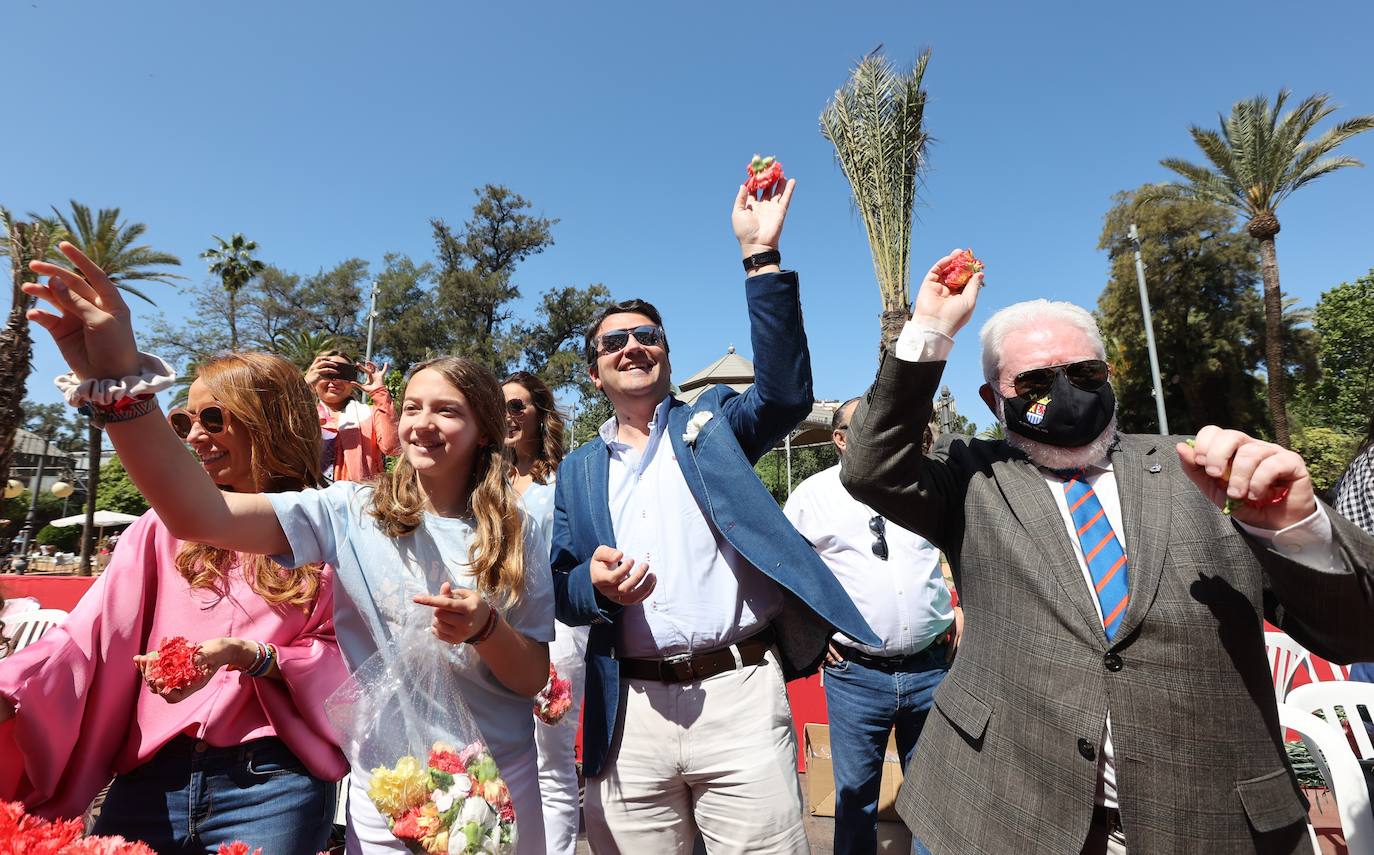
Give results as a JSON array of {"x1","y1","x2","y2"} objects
[{"x1": 54, "y1": 352, "x2": 177, "y2": 407}]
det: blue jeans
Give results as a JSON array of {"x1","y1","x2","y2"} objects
[
  {"x1": 91, "y1": 735, "x2": 336, "y2": 855},
  {"x1": 823, "y1": 642, "x2": 949, "y2": 855}
]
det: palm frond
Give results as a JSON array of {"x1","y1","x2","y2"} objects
[
  {"x1": 820, "y1": 46, "x2": 930, "y2": 312},
  {"x1": 45, "y1": 201, "x2": 182, "y2": 305}
]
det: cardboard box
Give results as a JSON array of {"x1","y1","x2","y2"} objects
[{"x1": 804, "y1": 723, "x2": 904, "y2": 821}]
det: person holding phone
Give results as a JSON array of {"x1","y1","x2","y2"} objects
[{"x1": 306, "y1": 349, "x2": 401, "y2": 482}]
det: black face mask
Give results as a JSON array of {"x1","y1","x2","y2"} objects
[{"x1": 1002, "y1": 371, "x2": 1116, "y2": 448}]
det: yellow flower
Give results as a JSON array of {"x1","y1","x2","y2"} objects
[{"x1": 368, "y1": 755, "x2": 433, "y2": 816}]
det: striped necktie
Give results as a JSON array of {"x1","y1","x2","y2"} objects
[{"x1": 1060, "y1": 469, "x2": 1130, "y2": 640}]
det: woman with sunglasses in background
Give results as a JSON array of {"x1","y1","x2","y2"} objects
[
  {"x1": 502, "y1": 370, "x2": 588, "y2": 855},
  {"x1": 0, "y1": 351, "x2": 347, "y2": 853},
  {"x1": 306, "y1": 349, "x2": 400, "y2": 482}
]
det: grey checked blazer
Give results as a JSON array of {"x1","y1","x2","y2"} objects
[{"x1": 841, "y1": 355, "x2": 1374, "y2": 855}]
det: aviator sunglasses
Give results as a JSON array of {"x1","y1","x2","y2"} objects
[
  {"x1": 869, "y1": 515, "x2": 889, "y2": 561},
  {"x1": 505, "y1": 399, "x2": 531, "y2": 416},
  {"x1": 168, "y1": 405, "x2": 230, "y2": 439},
  {"x1": 596, "y1": 324, "x2": 667, "y2": 356},
  {"x1": 1012, "y1": 359, "x2": 1110, "y2": 400}
]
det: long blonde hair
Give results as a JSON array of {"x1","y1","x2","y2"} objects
[
  {"x1": 175, "y1": 352, "x2": 326, "y2": 610},
  {"x1": 502, "y1": 370, "x2": 566, "y2": 486},
  {"x1": 369, "y1": 357, "x2": 526, "y2": 606}
]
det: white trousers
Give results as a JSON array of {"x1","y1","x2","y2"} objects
[
  {"x1": 534, "y1": 621, "x2": 590, "y2": 855},
  {"x1": 345, "y1": 741, "x2": 545, "y2": 855},
  {"x1": 583, "y1": 647, "x2": 809, "y2": 854}
]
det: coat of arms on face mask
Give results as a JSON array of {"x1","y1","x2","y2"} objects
[{"x1": 1026, "y1": 394, "x2": 1051, "y2": 426}]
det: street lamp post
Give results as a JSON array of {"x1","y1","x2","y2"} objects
[
  {"x1": 1129, "y1": 224, "x2": 1170, "y2": 435},
  {"x1": 363, "y1": 280, "x2": 379, "y2": 365}
]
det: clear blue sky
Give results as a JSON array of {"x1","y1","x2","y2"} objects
[{"x1": 6, "y1": 0, "x2": 1374, "y2": 434}]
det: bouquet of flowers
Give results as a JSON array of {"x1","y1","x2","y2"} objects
[
  {"x1": 367, "y1": 740, "x2": 516, "y2": 853},
  {"x1": 327, "y1": 612, "x2": 517, "y2": 854},
  {"x1": 532, "y1": 663, "x2": 572, "y2": 725},
  {"x1": 0, "y1": 800, "x2": 156, "y2": 855}
]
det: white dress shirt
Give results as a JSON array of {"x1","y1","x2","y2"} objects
[
  {"x1": 784, "y1": 464, "x2": 953, "y2": 656},
  {"x1": 599, "y1": 397, "x2": 782, "y2": 659},
  {"x1": 895, "y1": 317, "x2": 1348, "y2": 810}
]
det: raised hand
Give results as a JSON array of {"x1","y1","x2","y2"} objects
[
  {"x1": 732, "y1": 179, "x2": 797, "y2": 257},
  {"x1": 589, "y1": 544, "x2": 656, "y2": 606},
  {"x1": 357, "y1": 360, "x2": 390, "y2": 395},
  {"x1": 1176, "y1": 426, "x2": 1318, "y2": 530},
  {"x1": 414, "y1": 581, "x2": 493, "y2": 644},
  {"x1": 912, "y1": 248, "x2": 986, "y2": 338},
  {"x1": 26, "y1": 242, "x2": 142, "y2": 379}
]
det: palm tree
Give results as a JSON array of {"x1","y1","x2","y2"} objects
[
  {"x1": 1142, "y1": 91, "x2": 1374, "y2": 447},
  {"x1": 820, "y1": 46, "x2": 931, "y2": 352},
  {"x1": 202, "y1": 234, "x2": 265, "y2": 350},
  {"x1": 50, "y1": 201, "x2": 181, "y2": 574},
  {"x1": 0, "y1": 209, "x2": 60, "y2": 489},
  {"x1": 271, "y1": 329, "x2": 337, "y2": 371}
]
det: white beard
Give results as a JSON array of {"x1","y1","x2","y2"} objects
[{"x1": 995, "y1": 396, "x2": 1119, "y2": 471}]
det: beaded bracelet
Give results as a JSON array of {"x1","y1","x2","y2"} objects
[
  {"x1": 466, "y1": 607, "x2": 500, "y2": 646},
  {"x1": 235, "y1": 641, "x2": 266, "y2": 674},
  {"x1": 248, "y1": 643, "x2": 276, "y2": 678}
]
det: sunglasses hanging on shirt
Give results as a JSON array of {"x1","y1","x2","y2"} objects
[{"x1": 869, "y1": 515, "x2": 889, "y2": 561}]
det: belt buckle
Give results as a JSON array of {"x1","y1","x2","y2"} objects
[{"x1": 662, "y1": 651, "x2": 694, "y2": 682}]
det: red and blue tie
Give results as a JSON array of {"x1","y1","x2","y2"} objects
[{"x1": 1061, "y1": 470, "x2": 1130, "y2": 640}]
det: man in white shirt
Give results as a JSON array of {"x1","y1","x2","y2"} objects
[
  {"x1": 784, "y1": 397, "x2": 959, "y2": 855},
  {"x1": 551, "y1": 181, "x2": 878, "y2": 853},
  {"x1": 838, "y1": 249, "x2": 1374, "y2": 855}
]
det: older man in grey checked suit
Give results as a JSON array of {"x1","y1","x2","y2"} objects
[{"x1": 839, "y1": 249, "x2": 1374, "y2": 855}]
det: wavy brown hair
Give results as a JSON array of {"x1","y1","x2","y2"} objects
[
  {"x1": 175, "y1": 352, "x2": 326, "y2": 610},
  {"x1": 501, "y1": 371, "x2": 566, "y2": 485},
  {"x1": 370, "y1": 357, "x2": 526, "y2": 607}
]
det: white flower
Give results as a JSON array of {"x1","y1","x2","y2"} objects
[
  {"x1": 460, "y1": 796, "x2": 496, "y2": 831},
  {"x1": 683, "y1": 411, "x2": 714, "y2": 446},
  {"x1": 433, "y1": 775, "x2": 471, "y2": 812}
]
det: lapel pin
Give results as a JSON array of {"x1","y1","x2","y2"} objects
[{"x1": 1148, "y1": 463, "x2": 1162, "y2": 474}]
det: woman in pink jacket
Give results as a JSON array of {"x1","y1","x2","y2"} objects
[
  {"x1": 0, "y1": 352, "x2": 348, "y2": 854},
  {"x1": 306, "y1": 350, "x2": 400, "y2": 483}
]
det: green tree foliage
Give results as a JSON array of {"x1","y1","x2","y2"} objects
[
  {"x1": 0, "y1": 209, "x2": 59, "y2": 489},
  {"x1": 202, "y1": 233, "x2": 266, "y2": 350},
  {"x1": 1099, "y1": 188, "x2": 1289, "y2": 436},
  {"x1": 96, "y1": 456, "x2": 150, "y2": 516},
  {"x1": 35, "y1": 523, "x2": 79, "y2": 552},
  {"x1": 372, "y1": 253, "x2": 444, "y2": 369},
  {"x1": 1142, "y1": 91, "x2": 1374, "y2": 447},
  {"x1": 1, "y1": 490, "x2": 69, "y2": 543},
  {"x1": 1293, "y1": 270, "x2": 1374, "y2": 437},
  {"x1": 756, "y1": 444, "x2": 839, "y2": 505},
  {"x1": 21, "y1": 400, "x2": 88, "y2": 455},
  {"x1": 1289, "y1": 427, "x2": 1360, "y2": 497}
]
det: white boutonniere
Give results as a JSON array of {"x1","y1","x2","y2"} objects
[{"x1": 683, "y1": 411, "x2": 714, "y2": 446}]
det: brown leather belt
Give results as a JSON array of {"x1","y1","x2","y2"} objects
[{"x1": 617, "y1": 627, "x2": 775, "y2": 684}]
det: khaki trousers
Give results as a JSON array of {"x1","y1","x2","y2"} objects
[{"x1": 584, "y1": 647, "x2": 810, "y2": 854}]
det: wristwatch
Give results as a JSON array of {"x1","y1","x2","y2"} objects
[{"x1": 742, "y1": 249, "x2": 781, "y2": 272}]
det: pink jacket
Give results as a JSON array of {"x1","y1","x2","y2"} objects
[
  {"x1": 319, "y1": 389, "x2": 401, "y2": 482},
  {"x1": 0, "y1": 510, "x2": 349, "y2": 820}
]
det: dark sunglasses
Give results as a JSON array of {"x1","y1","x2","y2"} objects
[
  {"x1": 596, "y1": 324, "x2": 666, "y2": 357},
  {"x1": 168, "y1": 405, "x2": 229, "y2": 439},
  {"x1": 505, "y1": 399, "x2": 530, "y2": 415},
  {"x1": 1012, "y1": 359, "x2": 1110, "y2": 400},
  {"x1": 869, "y1": 515, "x2": 888, "y2": 561}
]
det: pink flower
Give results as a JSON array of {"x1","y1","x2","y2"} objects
[
  {"x1": 148, "y1": 637, "x2": 205, "y2": 691},
  {"x1": 534, "y1": 663, "x2": 575, "y2": 724},
  {"x1": 215, "y1": 843, "x2": 262, "y2": 855},
  {"x1": 427, "y1": 748, "x2": 465, "y2": 774}
]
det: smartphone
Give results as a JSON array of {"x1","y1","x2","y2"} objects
[{"x1": 319, "y1": 362, "x2": 360, "y2": 383}]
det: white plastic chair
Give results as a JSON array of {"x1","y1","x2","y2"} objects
[
  {"x1": 0, "y1": 608, "x2": 68, "y2": 654},
  {"x1": 1287, "y1": 681, "x2": 1374, "y2": 764},
  {"x1": 1267, "y1": 631, "x2": 1324, "y2": 704},
  {"x1": 1279, "y1": 701, "x2": 1374, "y2": 855}
]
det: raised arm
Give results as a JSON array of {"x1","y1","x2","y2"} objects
[{"x1": 27, "y1": 243, "x2": 289, "y2": 555}]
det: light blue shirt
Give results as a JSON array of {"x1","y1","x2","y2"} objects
[
  {"x1": 520, "y1": 480, "x2": 556, "y2": 558},
  {"x1": 268, "y1": 481, "x2": 555, "y2": 763},
  {"x1": 598, "y1": 396, "x2": 782, "y2": 658}
]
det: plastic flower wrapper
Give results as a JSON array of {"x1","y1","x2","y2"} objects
[
  {"x1": 326, "y1": 610, "x2": 517, "y2": 854},
  {"x1": 532, "y1": 663, "x2": 572, "y2": 726}
]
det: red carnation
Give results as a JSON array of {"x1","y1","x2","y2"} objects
[
  {"x1": 215, "y1": 842, "x2": 261, "y2": 855},
  {"x1": 390, "y1": 806, "x2": 425, "y2": 840},
  {"x1": 147, "y1": 636, "x2": 205, "y2": 692},
  {"x1": 744, "y1": 154, "x2": 785, "y2": 197},
  {"x1": 427, "y1": 748, "x2": 465, "y2": 774},
  {"x1": 939, "y1": 250, "x2": 985, "y2": 291}
]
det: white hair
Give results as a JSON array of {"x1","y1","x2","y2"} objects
[{"x1": 978, "y1": 299, "x2": 1106, "y2": 387}]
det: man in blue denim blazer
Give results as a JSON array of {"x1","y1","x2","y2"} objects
[{"x1": 550, "y1": 180, "x2": 876, "y2": 852}]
